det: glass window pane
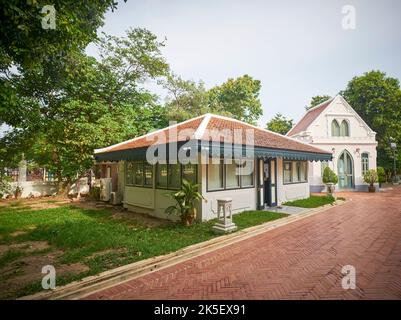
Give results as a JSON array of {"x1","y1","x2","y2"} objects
[
  {"x1": 321, "y1": 161, "x2": 328, "y2": 176},
  {"x1": 361, "y1": 153, "x2": 369, "y2": 175},
  {"x1": 126, "y1": 162, "x2": 134, "y2": 185},
  {"x1": 292, "y1": 161, "x2": 300, "y2": 182},
  {"x1": 156, "y1": 164, "x2": 168, "y2": 188},
  {"x1": 301, "y1": 161, "x2": 307, "y2": 181},
  {"x1": 134, "y1": 161, "x2": 143, "y2": 186},
  {"x1": 168, "y1": 163, "x2": 181, "y2": 189},
  {"x1": 284, "y1": 161, "x2": 292, "y2": 183},
  {"x1": 226, "y1": 162, "x2": 240, "y2": 189},
  {"x1": 340, "y1": 120, "x2": 349, "y2": 136},
  {"x1": 332, "y1": 120, "x2": 340, "y2": 136},
  {"x1": 182, "y1": 164, "x2": 197, "y2": 184},
  {"x1": 241, "y1": 159, "x2": 254, "y2": 187},
  {"x1": 207, "y1": 158, "x2": 223, "y2": 190},
  {"x1": 144, "y1": 163, "x2": 153, "y2": 187}
]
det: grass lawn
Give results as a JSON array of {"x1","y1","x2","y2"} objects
[
  {"x1": 0, "y1": 202, "x2": 287, "y2": 299},
  {"x1": 283, "y1": 195, "x2": 336, "y2": 208}
]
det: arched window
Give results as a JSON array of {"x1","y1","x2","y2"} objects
[
  {"x1": 361, "y1": 153, "x2": 369, "y2": 175},
  {"x1": 340, "y1": 120, "x2": 349, "y2": 136},
  {"x1": 331, "y1": 120, "x2": 340, "y2": 136}
]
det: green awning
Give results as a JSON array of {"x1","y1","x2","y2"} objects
[{"x1": 95, "y1": 140, "x2": 332, "y2": 162}]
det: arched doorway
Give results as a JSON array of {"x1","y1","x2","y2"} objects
[{"x1": 338, "y1": 150, "x2": 354, "y2": 189}]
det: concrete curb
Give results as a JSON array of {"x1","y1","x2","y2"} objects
[{"x1": 20, "y1": 200, "x2": 349, "y2": 300}]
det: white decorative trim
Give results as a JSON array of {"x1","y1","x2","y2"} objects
[
  {"x1": 193, "y1": 113, "x2": 212, "y2": 139},
  {"x1": 94, "y1": 114, "x2": 207, "y2": 154}
]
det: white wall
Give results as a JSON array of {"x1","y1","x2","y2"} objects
[
  {"x1": 121, "y1": 155, "x2": 313, "y2": 222},
  {"x1": 9, "y1": 178, "x2": 89, "y2": 198},
  {"x1": 291, "y1": 96, "x2": 378, "y2": 191},
  {"x1": 276, "y1": 158, "x2": 310, "y2": 204}
]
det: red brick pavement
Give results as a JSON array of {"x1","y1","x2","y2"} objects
[{"x1": 84, "y1": 187, "x2": 401, "y2": 300}]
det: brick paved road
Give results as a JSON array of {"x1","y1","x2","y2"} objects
[{"x1": 85, "y1": 187, "x2": 401, "y2": 300}]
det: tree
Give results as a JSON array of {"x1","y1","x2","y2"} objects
[
  {"x1": 163, "y1": 74, "x2": 263, "y2": 124},
  {"x1": 0, "y1": 1, "x2": 124, "y2": 131},
  {"x1": 0, "y1": 28, "x2": 169, "y2": 192},
  {"x1": 161, "y1": 73, "x2": 209, "y2": 122},
  {"x1": 306, "y1": 95, "x2": 332, "y2": 110},
  {"x1": 0, "y1": 0, "x2": 121, "y2": 70},
  {"x1": 208, "y1": 75, "x2": 263, "y2": 124},
  {"x1": 266, "y1": 113, "x2": 293, "y2": 135},
  {"x1": 341, "y1": 70, "x2": 401, "y2": 172}
]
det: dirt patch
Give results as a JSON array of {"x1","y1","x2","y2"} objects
[
  {"x1": 0, "y1": 241, "x2": 51, "y2": 256},
  {"x1": 10, "y1": 231, "x2": 28, "y2": 238},
  {"x1": 72, "y1": 200, "x2": 172, "y2": 228},
  {"x1": 0, "y1": 251, "x2": 89, "y2": 299},
  {"x1": 0, "y1": 196, "x2": 71, "y2": 212}
]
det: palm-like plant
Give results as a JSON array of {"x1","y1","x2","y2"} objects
[{"x1": 165, "y1": 179, "x2": 206, "y2": 226}]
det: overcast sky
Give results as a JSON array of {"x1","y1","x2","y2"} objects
[{"x1": 87, "y1": 0, "x2": 400, "y2": 126}]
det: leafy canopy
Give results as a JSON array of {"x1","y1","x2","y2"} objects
[
  {"x1": 341, "y1": 70, "x2": 401, "y2": 172},
  {"x1": 0, "y1": 28, "x2": 169, "y2": 188},
  {"x1": 306, "y1": 95, "x2": 332, "y2": 110},
  {"x1": 266, "y1": 113, "x2": 293, "y2": 135},
  {"x1": 163, "y1": 74, "x2": 263, "y2": 124}
]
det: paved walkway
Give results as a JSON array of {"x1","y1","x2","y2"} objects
[{"x1": 85, "y1": 188, "x2": 401, "y2": 300}]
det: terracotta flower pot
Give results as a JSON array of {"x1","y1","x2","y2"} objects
[{"x1": 368, "y1": 185, "x2": 376, "y2": 193}]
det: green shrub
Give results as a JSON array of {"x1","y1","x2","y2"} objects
[
  {"x1": 377, "y1": 166, "x2": 386, "y2": 183},
  {"x1": 322, "y1": 167, "x2": 338, "y2": 184},
  {"x1": 89, "y1": 186, "x2": 101, "y2": 200},
  {"x1": 0, "y1": 176, "x2": 12, "y2": 198}
]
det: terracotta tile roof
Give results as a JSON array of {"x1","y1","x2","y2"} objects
[
  {"x1": 96, "y1": 116, "x2": 205, "y2": 153},
  {"x1": 95, "y1": 114, "x2": 330, "y2": 155},
  {"x1": 203, "y1": 116, "x2": 330, "y2": 154},
  {"x1": 287, "y1": 98, "x2": 334, "y2": 136}
]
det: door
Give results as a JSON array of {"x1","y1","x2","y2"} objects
[
  {"x1": 338, "y1": 150, "x2": 354, "y2": 189},
  {"x1": 263, "y1": 159, "x2": 277, "y2": 207}
]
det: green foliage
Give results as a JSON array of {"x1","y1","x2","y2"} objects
[
  {"x1": 162, "y1": 74, "x2": 209, "y2": 122},
  {"x1": 208, "y1": 75, "x2": 263, "y2": 124},
  {"x1": 306, "y1": 95, "x2": 332, "y2": 110},
  {"x1": 163, "y1": 74, "x2": 263, "y2": 124},
  {"x1": 322, "y1": 166, "x2": 338, "y2": 185},
  {"x1": 0, "y1": 175, "x2": 12, "y2": 198},
  {"x1": 0, "y1": 28, "x2": 169, "y2": 190},
  {"x1": 283, "y1": 195, "x2": 336, "y2": 208},
  {"x1": 363, "y1": 169, "x2": 378, "y2": 186},
  {"x1": 341, "y1": 71, "x2": 401, "y2": 172},
  {"x1": 377, "y1": 166, "x2": 386, "y2": 183},
  {"x1": 89, "y1": 187, "x2": 101, "y2": 201},
  {"x1": 266, "y1": 113, "x2": 293, "y2": 135},
  {"x1": 0, "y1": 0, "x2": 120, "y2": 70},
  {"x1": 165, "y1": 179, "x2": 205, "y2": 226}
]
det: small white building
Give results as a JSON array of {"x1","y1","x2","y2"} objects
[
  {"x1": 95, "y1": 114, "x2": 331, "y2": 221},
  {"x1": 287, "y1": 95, "x2": 378, "y2": 192}
]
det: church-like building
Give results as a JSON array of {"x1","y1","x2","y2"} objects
[{"x1": 287, "y1": 95, "x2": 378, "y2": 192}]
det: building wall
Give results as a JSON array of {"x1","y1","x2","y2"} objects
[
  {"x1": 9, "y1": 178, "x2": 89, "y2": 198},
  {"x1": 276, "y1": 158, "x2": 310, "y2": 204},
  {"x1": 291, "y1": 96, "x2": 378, "y2": 192},
  {"x1": 199, "y1": 156, "x2": 311, "y2": 221},
  {"x1": 120, "y1": 155, "x2": 313, "y2": 222}
]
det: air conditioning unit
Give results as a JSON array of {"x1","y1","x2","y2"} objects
[
  {"x1": 110, "y1": 191, "x2": 121, "y2": 205},
  {"x1": 100, "y1": 178, "x2": 112, "y2": 202}
]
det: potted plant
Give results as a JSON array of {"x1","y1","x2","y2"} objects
[
  {"x1": 14, "y1": 185, "x2": 23, "y2": 199},
  {"x1": 322, "y1": 167, "x2": 338, "y2": 196},
  {"x1": 165, "y1": 179, "x2": 206, "y2": 226},
  {"x1": 363, "y1": 169, "x2": 378, "y2": 193}
]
